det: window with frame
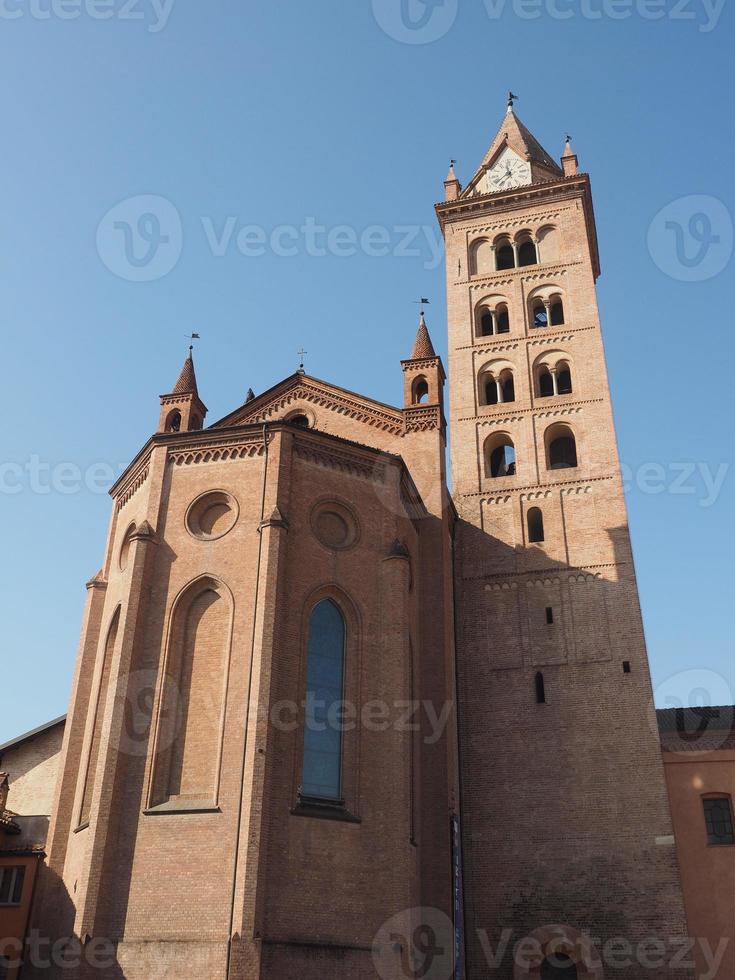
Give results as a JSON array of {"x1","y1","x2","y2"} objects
[
  {"x1": 301, "y1": 599, "x2": 346, "y2": 802},
  {"x1": 0, "y1": 866, "x2": 25, "y2": 906},
  {"x1": 703, "y1": 796, "x2": 735, "y2": 845}
]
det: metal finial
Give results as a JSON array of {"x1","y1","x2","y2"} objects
[
  {"x1": 297, "y1": 347, "x2": 307, "y2": 372},
  {"x1": 507, "y1": 91, "x2": 519, "y2": 109}
]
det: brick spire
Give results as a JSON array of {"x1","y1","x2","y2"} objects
[
  {"x1": 171, "y1": 347, "x2": 199, "y2": 395},
  {"x1": 411, "y1": 313, "x2": 436, "y2": 359}
]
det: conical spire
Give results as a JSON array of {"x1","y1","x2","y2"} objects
[
  {"x1": 411, "y1": 313, "x2": 436, "y2": 359},
  {"x1": 171, "y1": 346, "x2": 199, "y2": 396}
]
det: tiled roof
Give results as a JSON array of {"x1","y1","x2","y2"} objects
[
  {"x1": 0, "y1": 811, "x2": 21, "y2": 835},
  {"x1": 171, "y1": 349, "x2": 199, "y2": 396},
  {"x1": 411, "y1": 316, "x2": 436, "y2": 359}
]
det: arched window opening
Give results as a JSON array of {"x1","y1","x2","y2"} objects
[
  {"x1": 535, "y1": 671, "x2": 546, "y2": 705},
  {"x1": 412, "y1": 377, "x2": 429, "y2": 404},
  {"x1": 166, "y1": 409, "x2": 182, "y2": 433},
  {"x1": 538, "y1": 368, "x2": 554, "y2": 397},
  {"x1": 479, "y1": 308, "x2": 494, "y2": 336},
  {"x1": 532, "y1": 301, "x2": 548, "y2": 328},
  {"x1": 302, "y1": 599, "x2": 346, "y2": 801},
  {"x1": 557, "y1": 362, "x2": 572, "y2": 394},
  {"x1": 528, "y1": 507, "x2": 545, "y2": 543},
  {"x1": 495, "y1": 305, "x2": 510, "y2": 333},
  {"x1": 290, "y1": 414, "x2": 310, "y2": 428},
  {"x1": 485, "y1": 378, "x2": 499, "y2": 406},
  {"x1": 487, "y1": 439, "x2": 516, "y2": 478},
  {"x1": 501, "y1": 371, "x2": 515, "y2": 403},
  {"x1": 548, "y1": 432, "x2": 578, "y2": 470},
  {"x1": 550, "y1": 299, "x2": 565, "y2": 325},
  {"x1": 518, "y1": 239, "x2": 537, "y2": 266},
  {"x1": 495, "y1": 243, "x2": 515, "y2": 270},
  {"x1": 541, "y1": 953, "x2": 577, "y2": 979},
  {"x1": 470, "y1": 239, "x2": 494, "y2": 276}
]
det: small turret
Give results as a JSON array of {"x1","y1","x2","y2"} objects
[
  {"x1": 158, "y1": 347, "x2": 208, "y2": 433},
  {"x1": 444, "y1": 160, "x2": 461, "y2": 202},
  {"x1": 561, "y1": 135, "x2": 578, "y2": 177},
  {"x1": 401, "y1": 312, "x2": 445, "y2": 409}
]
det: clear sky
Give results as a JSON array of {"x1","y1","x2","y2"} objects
[{"x1": 1, "y1": 0, "x2": 733, "y2": 742}]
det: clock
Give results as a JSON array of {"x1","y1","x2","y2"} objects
[{"x1": 486, "y1": 149, "x2": 531, "y2": 192}]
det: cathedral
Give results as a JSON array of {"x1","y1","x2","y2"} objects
[{"x1": 28, "y1": 102, "x2": 695, "y2": 979}]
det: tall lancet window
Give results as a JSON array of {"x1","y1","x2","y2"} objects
[{"x1": 302, "y1": 599, "x2": 346, "y2": 801}]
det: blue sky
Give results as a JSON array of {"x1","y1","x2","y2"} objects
[{"x1": 1, "y1": 0, "x2": 733, "y2": 742}]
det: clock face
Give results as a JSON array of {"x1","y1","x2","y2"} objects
[{"x1": 487, "y1": 150, "x2": 531, "y2": 192}]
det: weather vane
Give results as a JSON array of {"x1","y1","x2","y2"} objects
[
  {"x1": 414, "y1": 297, "x2": 430, "y2": 315},
  {"x1": 297, "y1": 347, "x2": 307, "y2": 372},
  {"x1": 508, "y1": 90, "x2": 519, "y2": 109},
  {"x1": 184, "y1": 332, "x2": 200, "y2": 352}
]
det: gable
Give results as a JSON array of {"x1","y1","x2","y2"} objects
[{"x1": 210, "y1": 373, "x2": 405, "y2": 452}]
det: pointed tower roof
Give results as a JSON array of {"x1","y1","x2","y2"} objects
[
  {"x1": 459, "y1": 103, "x2": 563, "y2": 199},
  {"x1": 171, "y1": 347, "x2": 199, "y2": 396},
  {"x1": 411, "y1": 313, "x2": 436, "y2": 359},
  {"x1": 479, "y1": 108, "x2": 562, "y2": 175}
]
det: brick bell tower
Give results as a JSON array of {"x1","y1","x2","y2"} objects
[{"x1": 438, "y1": 97, "x2": 693, "y2": 978}]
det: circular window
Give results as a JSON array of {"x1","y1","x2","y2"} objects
[
  {"x1": 119, "y1": 523, "x2": 136, "y2": 571},
  {"x1": 186, "y1": 491, "x2": 239, "y2": 540},
  {"x1": 311, "y1": 500, "x2": 359, "y2": 551}
]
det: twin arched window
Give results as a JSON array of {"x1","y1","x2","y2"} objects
[
  {"x1": 483, "y1": 369, "x2": 515, "y2": 406},
  {"x1": 477, "y1": 302, "x2": 510, "y2": 337},
  {"x1": 538, "y1": 361, "x2": 572, "y2": 397},
  {"x1": 302, "y1": 599, "x2": 346, "y2": 801},
  {"x1": 532, "y1": 296, "x2": 565, "y2": 328}
]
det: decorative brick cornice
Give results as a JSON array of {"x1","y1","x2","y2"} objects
[
  {"x1": 404, "y1": 405, "x2": 443, "y2": 433},
  {"x1": 461, "y1": 207, "x2": 568, "y2": 238},
  {"x1": 459, "y1": 473, "x2": 616, "y2": 503},
  {"x1": 293, "y1": 441, "x2": 387, "y2": 484},
  {"x1": 169, "y1": 440, "x2": 265, "y2": 467},
  {"x1": 115, "y1": 457, "x2": 151, "y2": 511},
  {"x1": 459, "y1": 399, "x2": 602, "y2": 425},
  {"x1": 221, "y1": 377, "x2": 404, "y2": 436},
  {"x1": 456, "y1": 323, "x2": 596, "y2": 353},
  {"x1": 458, "y1": 560, "x2": 627, "y2": 585}
]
